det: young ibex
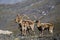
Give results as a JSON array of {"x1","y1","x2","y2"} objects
[
  {"x1": 35, "y1": 20, "x2": 54, "y2": 35},
  {"x1": 34, "y1": 15, "x2": 54, "y2": 35}
]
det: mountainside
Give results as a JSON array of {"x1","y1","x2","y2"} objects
[{"x1": 0, "y1": 0, "x2": 60, "y2": 34}]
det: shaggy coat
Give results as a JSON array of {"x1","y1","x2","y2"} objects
[
  {"x1": 35, "y1": 20, "x2": 54, "y2": 35},
  {"x1": 15, "y1": 15, "x2": 35, "y2": 35}
]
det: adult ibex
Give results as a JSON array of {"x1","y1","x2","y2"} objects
[{"x1": 15, "y1": 14, "x2": 35, "y2": 35}]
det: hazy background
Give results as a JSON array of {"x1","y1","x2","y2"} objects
[{"x1": 0, "y1": 0, "x2": 27, "y2": 4}]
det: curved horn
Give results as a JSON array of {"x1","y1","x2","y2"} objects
[
  {"x1": 39, "y1": 16, "x2": 44, "y2": 20},
  {"x1": 33, "y1": 15, "x2": 37, "y2": 20},
  {"x1": 23, "y1": 14, "x2": 30, "y2": 19}
]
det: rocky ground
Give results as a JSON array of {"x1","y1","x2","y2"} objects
[{"x1": 0, "y1": 33, "x2": 60, "y2": 40}]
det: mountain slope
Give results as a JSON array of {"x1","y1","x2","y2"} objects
[{"x1": 0, "y1": 0, "x2": 60, "y2": 34}]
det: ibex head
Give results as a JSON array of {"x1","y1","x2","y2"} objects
[{"x1": 15, "y1": 14, "x2": 23, "y2": 23}]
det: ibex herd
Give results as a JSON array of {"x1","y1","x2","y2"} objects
[{"x1": 15, "y1": 14, "x2": 54, "y2": 36}]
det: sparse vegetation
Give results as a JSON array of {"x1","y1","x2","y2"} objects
[{"x1": 0, "y1": 0, "x2": 60, "y2": 40}]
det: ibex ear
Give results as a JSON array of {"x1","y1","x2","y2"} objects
[{"x1": 17, "y1": 14, "x2": 20, "y2": 16}]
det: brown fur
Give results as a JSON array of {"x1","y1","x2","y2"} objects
[
  {"x1": 15, "y1": 14, "x2": 35, "y2": 35},
  {"x1": 36, "y1": 20, "x2": 54, "y2": 35}
]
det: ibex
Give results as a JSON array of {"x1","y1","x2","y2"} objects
[
  {"x1": 34, "y1": 15, "x2": 54, "y2": 35},
  {"x1": 15, "y1": 14, "x2": 35, "y2": 35},
  {"x1": 35, "y1": 20, "x2": 54, "y2": 35}
]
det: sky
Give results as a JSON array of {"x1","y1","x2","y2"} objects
[{"x1": 0, "y1": 0, "x2": 26, "y2": 4}]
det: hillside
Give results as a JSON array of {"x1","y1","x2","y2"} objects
[{"x1": 0, "y1": 0, "x2": 60, "y2": 35}]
